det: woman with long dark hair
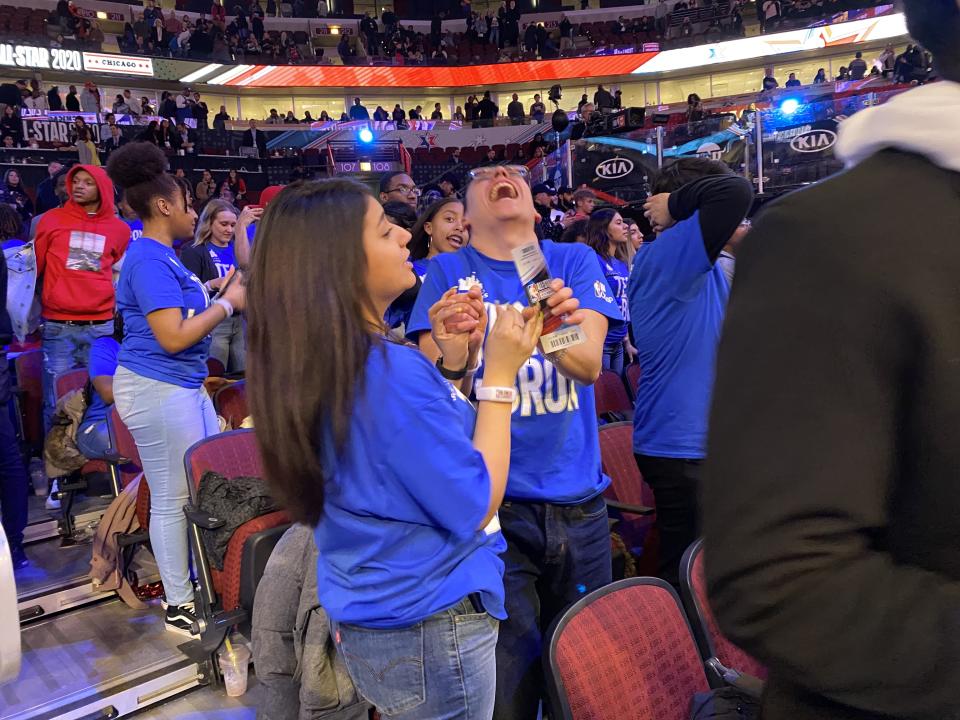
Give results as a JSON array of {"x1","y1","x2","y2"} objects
[
  {"x1": 225, "y1": 168, "x2": 247, "y2": 206},
  {"x1": 107, "y1": 141, "x2": 245, "y2": 635},
  {"x1": 408, "y1": 197, "x2": 467, "y2": 278},
  {"x1": 584, "y1": 208, "x2": 635, "y2": 373},
  {"x1": 2, "y1": 170, "x2": 33, "y2": 225},
  {"x1": 247, "y1": 179, "x2": 540, "y2": 719}
]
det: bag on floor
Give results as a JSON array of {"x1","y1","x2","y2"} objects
[{"x1": 690, "y1": 687, "x2": 760, "y2": 720}]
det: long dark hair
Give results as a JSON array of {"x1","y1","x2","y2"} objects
[
  {"x1": 584, "y1": 208, "x2": 619, "y2": 258},
  {"x1": 247, "y1": 180, "x2": 377, "y2": 525},
  {"x1": 408, "y1": 197, "x2": 461, "y2": 261},
  {"x1": 0, "y1": 204, "x2": 22, "y2": 242}
]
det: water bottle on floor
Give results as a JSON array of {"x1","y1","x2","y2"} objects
[{"x1": 29, "y1": 457, "x2": 48, "y2": 497}]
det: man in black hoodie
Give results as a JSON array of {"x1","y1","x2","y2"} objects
[{"x1": 705, "y1": 2, "x2": 960, "y2": 720}]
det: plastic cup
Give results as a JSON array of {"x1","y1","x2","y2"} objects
[{"x1": 218, "y1": 644, "x2": 251, "y2": 697}]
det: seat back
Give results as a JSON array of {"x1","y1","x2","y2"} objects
[
  {"x1": 545, "y1": 578, "x2": 710, "y2": 720},
  {"x1": 14, "y1": 350, "x2": 42, "y2": 451},
  {"x1": 107, "y1": 404, "x2": 144, "y2": 509},
  {"x1": 184, "y1": 429, "x2": 262, "y2": 492},
  {"x1": 680, "y1": 540, "x2": 768, "y2": 680},
  {"x1": 206, "y1": 357, "x2": 226, "y2": 378},
  {"x1": 594, "y1": 369, "x2": 632, "y2": 419},
  {"x1": 599, "y1": 422, "x2": 657, "y2": 568},
  {"x1": 55, "y1": 368, "x2": 88, "y2": 400},
  {"x1": 214, "y1": 381, "x2": 248, "y2": 429},
  {"x1": 184, "y1": 430, "x2": 288, "y2": 613}
]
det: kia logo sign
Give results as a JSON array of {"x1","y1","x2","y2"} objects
[
  {"x1": 595, "y1": 157, "x2": 634, "y2": 180},
  {"x1": 790, "y1": 129, "x2": 837, "y2": 154}
]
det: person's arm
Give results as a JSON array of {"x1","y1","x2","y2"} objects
[
  {"x1": 233, "y1": 205, "x2": 261, "y2": 268},
  {"x1": 705, "y1": 204, "x2": 960, "y2": 718},
  {"x1": 132, "y1": 258, "x2": 243, "y2": 354},
  {"x1": 33, "y1": 214, "x2": 52, "y2": 275},
  {"x1": 664, "y1": 174, "x2": 754, "y2": 262},
  {"x1": 91, "y1": 375, "x2": 114, "y2": 405}
]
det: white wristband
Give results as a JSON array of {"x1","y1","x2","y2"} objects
[
  {"x1": 475, "y1": 386, "x2": 516, "y2": 404},
  {"x1": 213, "y1": 298, "x2": 234, "y2": 318}
]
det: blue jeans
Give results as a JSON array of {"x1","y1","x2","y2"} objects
[
  {"x1": 41, "y1": 319, "x2": 113, "y2": 432},
  {"x1": 209, "y1": 315, "x2": 246, "y2": 374},
  {"x1": 602, "y1": 343, "x2": 624, "y2": 376},
  {"x1": 335, "y1": 598, "x2": 499, "y2": 720},
  {"x1": 0, "y1": 354, "x2": 28, "y2": 550},
  {"x1": 76, "y1": 419, "x2": 111, "y2": 460},
  {"x1": 113, "y1": 366, "x2": 219, "y2": 606},
  {"x1": 493, "y1": 496, "x2": 611, "y2": 720}
]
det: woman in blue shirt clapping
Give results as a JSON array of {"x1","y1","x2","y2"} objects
[
  {"x1": 107, "y1": 142, "x2": 246, "y2": 637},
  {"x1": 246, "y1": 179, "x2": 541, "y2": 720}
]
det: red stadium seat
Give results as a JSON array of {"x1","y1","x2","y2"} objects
[
  {"x1": 680, "y1": 539, "x2": 768, "y2": 683},
  {"x1": 214, "y1": 381, "x2": 248, "y2": 429},
  {"x1": 206, "y1": 357, "x2": 226, "y2": 378},
  {"x1": 184, "y1": 430, "x2": 290, "y2": 614},
  {"x1": 594, "y1": 369, "x2": 633, "y2": 421},
  {"x1": 14, "y1": 349, "x2": 42, "y2": 453},
  {"x1": 599, "y1": 422, "x2": 657, "y2": 574},
  {"x1": 54, "y1": 368, "x2": 88, "y2": 399},
  {"x1": 545, "y1": 578, "x2": 711, "y2": 720}
]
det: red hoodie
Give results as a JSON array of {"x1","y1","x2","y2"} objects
[{"x1": 35, "y1": 165, "x2": 130, "y2": 322}]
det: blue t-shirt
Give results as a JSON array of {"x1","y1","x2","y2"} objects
[
  {"x1": 124, "y1": 218, "x2": 143, "y2": 243},
  {"x1": 116, "y1": 237, "x2": 212, "y2": 389},
  {"x1": 627, "y1": 211, "x2": 729, "y2": 459},
  {"x1": 385, "y1": 258, "x2": 429, "y2": 329},
  {"x1": 408, "y1": 241, "x2": 623, "y2": 504},
  {"x1": 596, "y1": 253, "x2": 629, "y2": 347},
  {"x1": 208, "y1": 243, "x2": 236, "y2": 278},
  {"x1": 315, "y1": 340, "x2": 506, "y2": 628},
  {"x1": 83, "y1": 336, "x2": 120, "y2": 425}
]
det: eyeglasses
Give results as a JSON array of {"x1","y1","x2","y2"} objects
[
  {"x1": 387, "y1": 184, "x2": 420, "y2": 196},
  {"x1": 467, "y1": 165, "x2": 531, "y2": 181}
]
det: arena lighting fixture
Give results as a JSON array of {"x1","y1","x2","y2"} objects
[
  {"x1": 360, "y1": 161, "x2": 372, "y2": 172},
  {"x1": 95, "y1": 11, "x2": 106, "y2": 19},
  {"x1": 780, "y1": 98, "x2": 801, "y2": 115},
  {"x1": 179, "y1": 63, "x2": 223, "y2": 83},
  {"x1": 207, "y1": 64, "x2": 255, "y2": 85},
  {"x1": 358, "y1": 126, "x2": 374, "y2": 143}
]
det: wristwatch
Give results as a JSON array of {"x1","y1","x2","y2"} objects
[{"x1": 436, "y1": 356, "x2": 467, "y2": 380}]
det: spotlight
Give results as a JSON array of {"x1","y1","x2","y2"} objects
[
  {"x1": 780, "y1": 98, "x2": 801, "y2": 115},
  {"x1": 358, "y1": 127, "x2": 374, "y2": 143}
]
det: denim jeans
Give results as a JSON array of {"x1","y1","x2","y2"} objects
[
  {"x1": 335, "y1": 598, "x2": 499, "y2": 720},
  {"x1": 113, "y1": 366, "x2": 219, "y2": 606},
  {"x1": 209, "y1": 315, "x2": 246, "y2": 374},
  {"x1": 41, "y1": 319, "x2": 113, "y2": 432},
  {"x1": 76, "y1": 419, "x2": 111, "y2": 460},
  {"x1": 493, "y1": 496, "x2": 612, "y2": 720},
  {"x1": 0, "y1": 354, "x2": 28, "y2": 551},
  {"x1": 602, "y1": 343, "x2": 625, "y2": 376},
  {"x1": 634, "y1": 453, "x2": 702, "y2": 591}
]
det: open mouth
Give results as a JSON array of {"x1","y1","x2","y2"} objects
[
  {"x1": 447, "y1": 233, "x2": 465, "y2": 249},
  {"x1": 489, "y1": 180, "x2": 519, "y2": 202}
]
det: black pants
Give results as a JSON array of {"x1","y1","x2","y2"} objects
[
  {"x1": 0, "y1": 353, "x2": 28, "y2": 551},
  {"x1": 634, "y1": 453, "x2": 702, "y2": 590}
]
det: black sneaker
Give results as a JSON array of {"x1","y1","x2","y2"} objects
[
  {"x1": 10, "y1": 545, "x2": 27, "y2": 570},
  {"x1": 164, "y1": 601, "x2": 198, "y2": 637}
]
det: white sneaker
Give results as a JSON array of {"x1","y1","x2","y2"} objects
[{"x1": 45, "y1": 480, "x2": 61, "y2": 511}]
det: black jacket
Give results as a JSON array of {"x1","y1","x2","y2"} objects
[
  {"x1": 242, "y1": 128, "x2": 267, "y2": 155},
  {"x1": 705, "y1": 150, "x2": 960, "y2": 720}
]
